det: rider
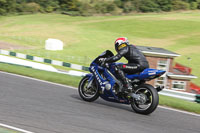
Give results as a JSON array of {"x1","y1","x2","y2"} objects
[{"x1": 100, "y1": 37, "x2": 149, "y2": 92}]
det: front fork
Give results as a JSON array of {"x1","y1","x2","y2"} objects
[
  {"x1": 86, "y1": 75, "x2": 94, "y2": 89},
  {"x1": 87, "y1": 78, "x2": 94, "y2": 89}
]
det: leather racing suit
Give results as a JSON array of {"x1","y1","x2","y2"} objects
[{"x1": 105, "y1": 44, "x2": 149, "y2": 91}]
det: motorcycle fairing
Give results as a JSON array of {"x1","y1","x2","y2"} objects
[
  {"x1": 126, "y1": 68, "x2": 166, "y2": 80},
  {"x1": 89, "y1": 63, "x2": 129, "y2": 104}
]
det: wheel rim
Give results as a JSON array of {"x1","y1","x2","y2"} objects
[
  {"x1": 132, "y1": 88, "x2": 153, "y2": 111},
  {"x1": 80, "y1": 78, "x2": 98, "y2": 99}
]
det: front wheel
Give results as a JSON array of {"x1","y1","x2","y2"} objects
[
  {"x1": 131, "y1": 84, "x2": 159, "y2": 115},
  {"x1": 78, "y1": 76, "x2": 99, "y2": 102}
]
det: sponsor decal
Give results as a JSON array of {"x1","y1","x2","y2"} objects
[
  {"x1": 149, "y1": 72, "x2": 156, "y2": 75},
  {"x1": 148, "y1": 70, "x2": 157, "y2": 75},
  {"x1": 123, "y1": 65, "x2": 137, "y2": 69},
  {"x1": 126, "y1": 66, "x2": 137, "y2": 69},
  {"x1": 91, "y1": 66, "x2": 105, "y2": 90}
]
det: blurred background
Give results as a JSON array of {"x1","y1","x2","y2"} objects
[{"x1": 1, "y1": 0, "x2": 200, "y2": 83}]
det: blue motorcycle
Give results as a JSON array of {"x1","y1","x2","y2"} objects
[{"x1": 78, "y1": 50, "x2": 165, "y2": 115}]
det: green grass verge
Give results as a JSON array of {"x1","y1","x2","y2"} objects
[
  {"x1": 0, "y1": 127, "x2": 19, "y2": 133},
  {"x1": 0, "y1": 63, "x2": 199, "y2": 114},
  {"x1": 0, "y1": 62, "x2": 81, "y2": 87},
  {"x1": 159, "y1": 95, "x2": 200, "y2": 114}
]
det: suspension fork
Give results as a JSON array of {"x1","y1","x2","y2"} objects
[{"x1": 86, "y1": 76, "x2": 94, "y2": 89}]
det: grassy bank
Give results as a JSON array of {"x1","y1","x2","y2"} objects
[
  {"x1": 159, "y1": 95, "x2": 200, "y2": 114},
  {"x1": 0, "y1": 63, "x2": 81, "y2": 87},
  {"x1": 0, "y1": 63, "x2": 199, "y2": 114},
  {"x1": 0, "y1": 12, "x2": 200, "y2": 84}
]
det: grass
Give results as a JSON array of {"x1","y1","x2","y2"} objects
[
  {"x1": 159, "y1": 95, "x2": 200, "y2": 114},
  {"x1": 0, "y1": 63, "x2": 82, "y2": 87},
  {"x1": 0, "y1": 63, "x2": 199, "y2": 114},
  {"x1": 0, "y1": 12, "x2": 200, "y2": 85},
  {"x1": 0, "y1": 127, "x2": 19, "y2": 133}
]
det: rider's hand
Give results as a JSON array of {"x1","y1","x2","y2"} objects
[
  {"x1": 99, "y1": 58, "x2": 106, "y2": 64},
  {"x1": 99, "y1": 58, "x2": 107, "y2": 67}
]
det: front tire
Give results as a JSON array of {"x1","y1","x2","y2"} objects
[
  {"x1": 78, "y1": 76, "x2": 99, "y2": 102},
  {"x1": 131, "y1": 84, "x2": 159, "y2": 115}
]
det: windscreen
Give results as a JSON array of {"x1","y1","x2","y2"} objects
[{"x1": 91, "y1": 50, "x2": 114, "y2": 65}]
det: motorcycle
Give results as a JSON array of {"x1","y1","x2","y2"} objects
[{"x1": 78, "y1": 50, "x2": 165, "y2": 115}]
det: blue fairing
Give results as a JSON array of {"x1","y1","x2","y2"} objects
[
  {"x1": 126, "y1": 68, "x2": 165, "y2": 80},
  {"x1": 89, "y1": 63, "x2": 130, "y2": 104}
]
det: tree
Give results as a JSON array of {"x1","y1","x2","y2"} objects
[
  {"x1": 78, "y1": 1, "x2": 93, "y2": 16},
  {"x1": 197, "y1": 0, "x2": 200, "y2": 9},
  {"x1": 23, "y1": 2, "x2": 40, "y2": 13},
  {"x1": 156, "y1": 0, "x2": 172, "y2": 11},
  {"x1": 0, "y1": 0, "x2": 7, "y2": 15},
  {"x1": 139, "y1": 0, "x2": 160, "y2": 12},
  {"x1": 58, "y1": 0, "x2": 78, "y2": 11},
  {"x1": 0, "y1": 0, "x2": 17, "y2": 15},
  {"x1": 25, "y1": 0, "x2": 59, "y2": 13},
  {"x1": 114, "y1": 0, "x2": 123, "y2": 8},
  {"x1": 123, "y1": 1, "x2": 135, "y2": 13},
  {"x1": 107, "y1": 2, "x2": 116, "y2": 12},
  {"x1": 172, "y1": 0, "x2": 190, "y2": 10},
  {"x1": 190, "y1": 2, "x2": 198, "y2": 9}
]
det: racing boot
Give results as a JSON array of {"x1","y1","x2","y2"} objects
[
  {"x1": 115, "y1": 65, "x2": 132, "y2": 93},
  {"x1": 118, "y1": 71, "x2": 132, "y2": 93},
  {"x1": 123, "y1": 78, "x2": 132, "y2": 93}
]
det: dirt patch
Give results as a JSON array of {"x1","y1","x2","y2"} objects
[
  {"x1": 176, "y1": 45, "x2": 200, "y2": 55},
  {"x1": 0, "y1": 41, "x2": 29, "y2": 50}
]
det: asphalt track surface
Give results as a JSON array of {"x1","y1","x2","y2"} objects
[{"x1": 0, "y1": 72, "x2": 199, "y2": 133}]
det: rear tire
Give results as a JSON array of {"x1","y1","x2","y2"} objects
[
  {"x1": 131, "y1": 84, "x2": 159, "y2": 115},
  {"x1": 78, "y1": 76, "x2": 99, "y2": 102}
]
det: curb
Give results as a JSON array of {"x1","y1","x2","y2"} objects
[
  {"x1": 195, "y1": 95, "x2": 200, "y2": 103},
  {"x1": 0, "y1": 49, "x2": 89, "y2": 71}
]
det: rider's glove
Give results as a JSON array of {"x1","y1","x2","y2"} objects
[
  {"x1": 99, "y1": 58, "x2": 107, "y2": 67},
  {"x1": 99, "y1": 58, "x2": 106, "y2": 64}
]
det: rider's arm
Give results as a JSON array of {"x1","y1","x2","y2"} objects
[{"x1": 105, "y1": 46, "x2": 128, "y2": 63}]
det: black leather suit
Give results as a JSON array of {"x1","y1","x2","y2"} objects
[{"x1": 105, "y1": 44, "x2": 149, "y2": 89}]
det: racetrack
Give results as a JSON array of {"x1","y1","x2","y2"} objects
[{"x1": 0, "y1": 71, "x2": 199, "y2": 133}]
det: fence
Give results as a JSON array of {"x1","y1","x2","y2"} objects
[
  {"x1": 17, "y1": 50, "x2": 93, "y2": 65},
  {"x1": 159, "y1": 89, "x2": 200, "y2": 103},
  {"x1": 0, "y1": 49, "x2": 89, "y2": 71}
]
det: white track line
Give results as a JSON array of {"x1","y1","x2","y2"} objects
[
  {"x1": 0, "y1": 123, "x2": 34, "y2": 133},
  {"x1": 1, "y1": 71, "x2": 200, "y2": 118},
  {"x1": 158, "y1": 106, "x2": 200, "y2": 117}
]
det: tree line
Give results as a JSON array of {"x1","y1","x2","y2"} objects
[{"x1": 1, "y1": 0, "x2": 200, "y2": 16}]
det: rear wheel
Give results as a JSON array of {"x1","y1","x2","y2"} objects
[
  {"x1": 131, "y1": 84, "x2": 159, "y2": 115},
  {"x1": 78, "y1": 76, "x2": 99, "y2": 102}
]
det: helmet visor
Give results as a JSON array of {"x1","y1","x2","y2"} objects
[{"x1": 118, "y1": 43, "x2": 127, "y2": 50}]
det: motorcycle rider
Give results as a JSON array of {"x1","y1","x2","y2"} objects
[{"x1": 99, "y1": 37, "x2": 149, "y2": 92}]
